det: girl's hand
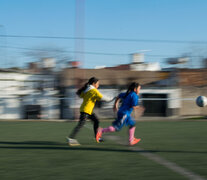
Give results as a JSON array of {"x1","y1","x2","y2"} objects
[
  {"x1": 139, "y1": 106, "x2": 145, "y2": 113},
  {"x1": 133, "y1": 106, "x2": 145, "y2": 119}
]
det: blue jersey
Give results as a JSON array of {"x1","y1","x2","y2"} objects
[{"x1": 118, "y1": 91, "x2": 139, "y2": 114}]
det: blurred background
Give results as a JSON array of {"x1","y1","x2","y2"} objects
[{"x1": 0, "y1": 0, "x2": 207, "y2": 120}]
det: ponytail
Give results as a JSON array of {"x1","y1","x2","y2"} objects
[
  {"x1": 76, "y1": 77, "x2": 99, "y2": 96},
  {"x1": 76, "y1": 82, "x2": 89, "y2": 96},
  {"x1": 124, "y1": 82, "x2": 139, "y2": 98}
]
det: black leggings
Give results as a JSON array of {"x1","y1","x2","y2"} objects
[{"x1": 69, "y1": 112, "x2": 99, "y2": 139}]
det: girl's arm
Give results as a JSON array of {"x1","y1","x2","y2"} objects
[
  {"x1": 101, "y1": 95, "x2": 116, "y2": 102},
  {"x1": 95, "y1": 89, "x2": 114, "y2": 102},
  {"x1": 113, "y1": 96, "x2": 120, "y2": 112},
  {"x1": 132, "y1": 105, "x2": 145, "y2": 119}
]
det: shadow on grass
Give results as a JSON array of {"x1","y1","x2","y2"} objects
[
  {"x1": 0, "y1": 141, "x2": 65, "y2": 146},
  {"x1": 0, "y1": 141, "x2": 207, "y2": 154}
]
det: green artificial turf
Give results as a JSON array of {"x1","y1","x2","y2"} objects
[{"x1": 0, "y1": 120, "x2": 206, "y2": 180}]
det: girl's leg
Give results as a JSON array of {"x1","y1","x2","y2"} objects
[
  {"x1": 129, "y1": 126, "x2": 141, "y2": 145},
  {"x1": 102, "y1": 126, "x2": 116, "y2": 133},
  {"x1": 101, "y1": 112, "x2": 126, "y2": 134},
  {"x1": 96, "y1": 126, "x2": 116, "y2": 143},
  {"x1": 69, "y1": 112, "x2": 87, "y2": 139},
  {"x1": 89, "y1": 113, "x2": 99, "y2": 138},
  {"x1": 96, "y1": 113, "x2": 126, "y2": 142},
  {"x1": 127, "y1": 116, "x2": 140, "y2": 145},
  {"x1": 129, "y1": 126, "x2": 136, "y2": 142}
]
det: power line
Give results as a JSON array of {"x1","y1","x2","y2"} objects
[
  {"x1": 1, "y1": 34, "x2": 207, "y2": 44},
  {"x1": 0, "y1": 45, "x2": 127, "y2": 56},
  {"x1": 0, "y1": 45, "x2": 204, "y2": 58}
]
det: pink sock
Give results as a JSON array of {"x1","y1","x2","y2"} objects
[
  {"x1": 129, "y1": 127, "x2": 136, "y2": 142},
  {"x1": 102, "y1": 126, "x2": 116, "y2": 133}
]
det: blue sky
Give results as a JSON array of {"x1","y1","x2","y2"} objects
[{"x1": 1, "y1": 0, "x2": 207, "y2": 69}]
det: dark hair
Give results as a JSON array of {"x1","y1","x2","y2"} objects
[
  {"x1": 76, "y1": 77, "x2": 99, "y2": 96},
  {"x1": 124, "y1": 82, "x2": 140, "y2": 98}
]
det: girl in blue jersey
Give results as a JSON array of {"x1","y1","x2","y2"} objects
[{"x1": 96, "y1": 82, "x2": 144, "y2": 146}]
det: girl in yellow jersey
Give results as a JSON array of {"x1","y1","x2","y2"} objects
[{"x1": 67, "y1": 77, "x2": 112, "y2": 146}]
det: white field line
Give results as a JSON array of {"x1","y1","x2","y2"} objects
[
  {"x1": 84, "y1": 125, "x2": 206, "y2": 179},
  {"x1": 104, "y1": 135, "x2": 206, "y2": 180}
]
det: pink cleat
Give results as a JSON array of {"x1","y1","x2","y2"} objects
[
  {"x1": 96, "y1": 128, "x2": 103, "y2": 143},
  {"x1": 129, "y1": 138, "x2": 141, "y2": 146}
]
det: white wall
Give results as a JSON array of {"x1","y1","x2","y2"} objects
[
  {"x1": 140, "y1": 88, "x2": 181, "y2": 108},
  {"x1": 0, "y1": 72, "x2": 57, "y2": 119}
]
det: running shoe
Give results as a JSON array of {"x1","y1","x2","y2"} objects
[
  {"x1": 66, "y1": 137, "x2": 80, "y2": 146},
  {"x1": 129, "y1": 138, "x2": 141, "y2": 146},
  {"x1": 96, "y1": 128, "x2": 103, "y2": 143}
]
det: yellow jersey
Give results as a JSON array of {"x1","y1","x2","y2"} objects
[{"x1": 80, "y1": 87, "x2": 103, "y2": 115}]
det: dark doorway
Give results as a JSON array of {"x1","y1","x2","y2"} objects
[
  {"x1": 141, "y1": 94, "x2": 167, "y2": 116},
  {"x1": 24, "y1": 105, "x2": 41, "y2": 119}
]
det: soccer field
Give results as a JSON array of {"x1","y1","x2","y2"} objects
[{"x1": 0, "y1": 120, "x2": 207, "y2": 180}]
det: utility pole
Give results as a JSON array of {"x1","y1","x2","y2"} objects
[
  {"x1": 73, "y1": 0, "x2": 85, "y2": 119},
  {"x1": 74, "y1": 0, "x2": 85, "y2": 65},
  {"x1": 0, "y1": 25, "x2": 7, "y2": 68}
]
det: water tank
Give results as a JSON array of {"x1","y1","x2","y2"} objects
[{"x1": 131, "y1": 53, "x2": 144, "y2": 64}]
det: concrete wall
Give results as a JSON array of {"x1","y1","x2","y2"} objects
[
  {"x1": 0, "y1": 71, "x2": 57, "y2": 119},
  {"x1": 180, "y1": 87, "x2": 207, "y2": 116},
  {"x1": 22, "y1": 91, "x2": 60, "y2": 119},
  {"x1": 0, "y1": 96, "x2": 22, "y2": 119}
]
